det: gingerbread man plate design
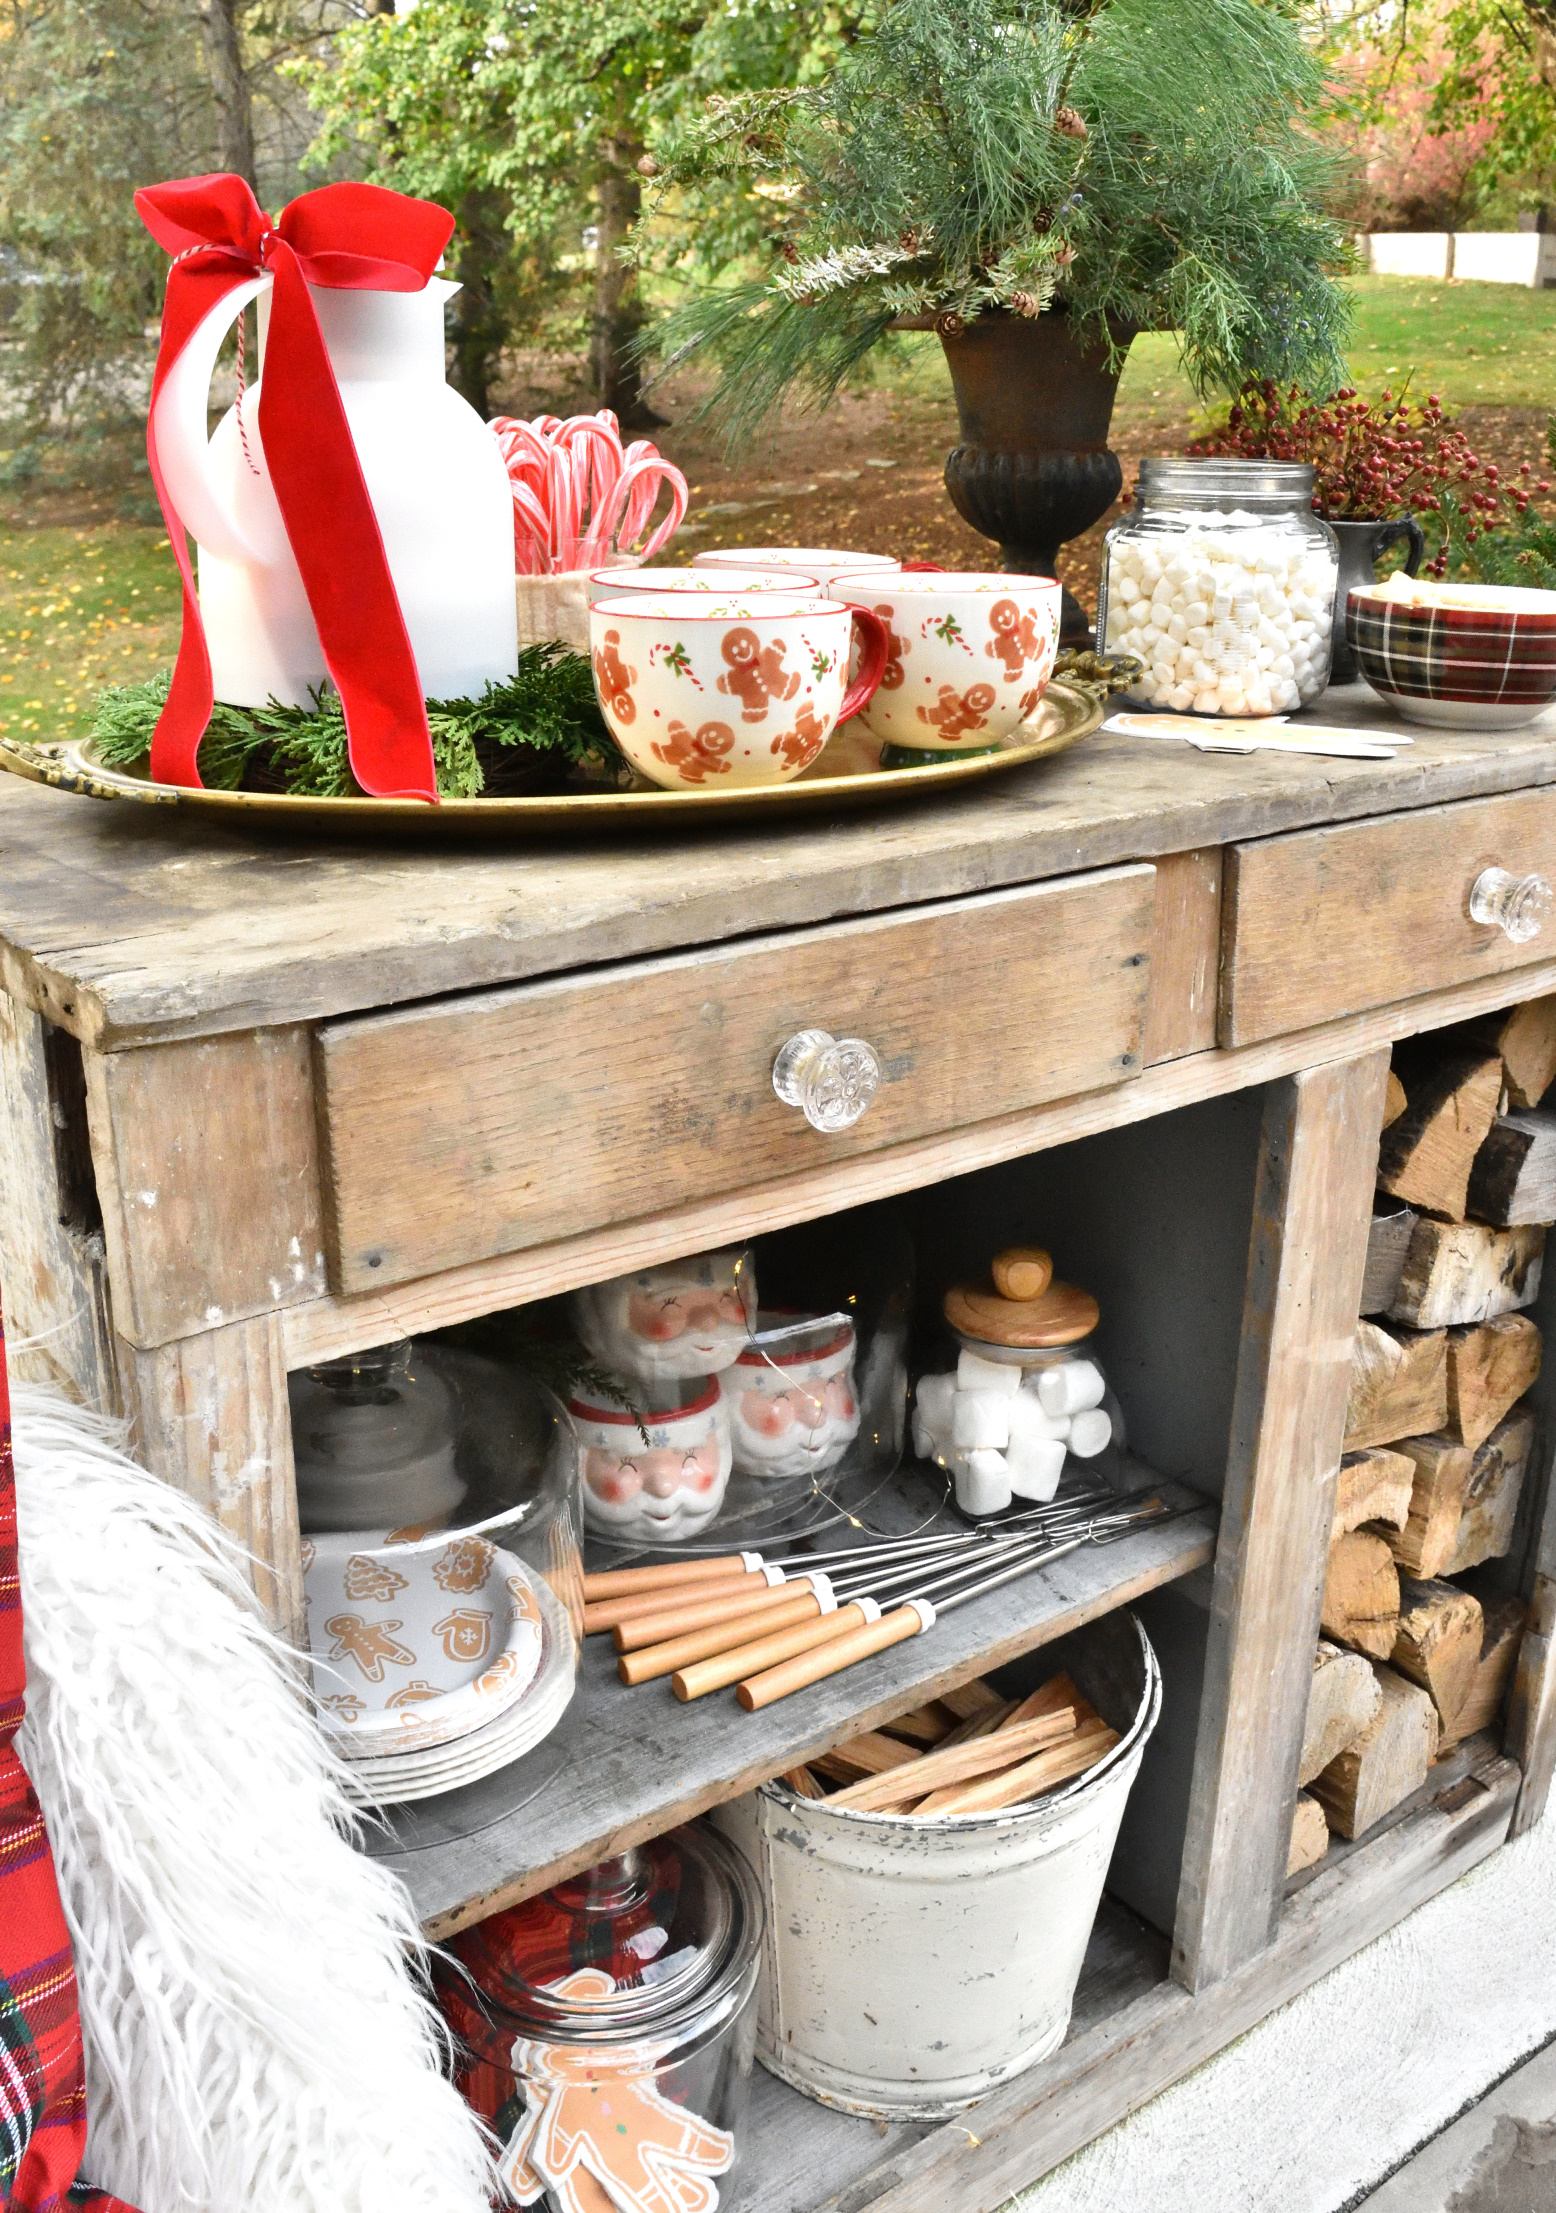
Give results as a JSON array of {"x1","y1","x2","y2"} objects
[{"x1": 305, "y1": 1532, "x2": 545, "y2": 1756}]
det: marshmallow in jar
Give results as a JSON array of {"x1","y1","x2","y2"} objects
[
  {"x1": 569, "y1": 1377, "x2": 734, "y2": 1542},
  {"x1": 721, "y1": 1312, "x2": 860, "y2": 1482},
  {"x1": 1099, "y1": 459, "x2": 1339, "y2": 717},
  {"x1": 911, "y1": 1247, "x2": 1121, "y2": 1519}
]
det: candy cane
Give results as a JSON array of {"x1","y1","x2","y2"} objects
[
  {"x1": 490, "y1": 408, "x2": 688, "y2": 573},
  {"x1": 606, "y1": 455, "x2": 688, "y2": 565}
]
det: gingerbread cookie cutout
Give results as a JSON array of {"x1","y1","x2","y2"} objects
[{"x1": 500, "y1": 1969, "x2": 736, "y2": 2213}]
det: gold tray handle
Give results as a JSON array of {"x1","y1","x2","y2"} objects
[{"x1": 0, "y1": 736, "x2": 178, "y2": 807}]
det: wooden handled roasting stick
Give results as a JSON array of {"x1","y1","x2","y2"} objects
[
  {"x1": 647, "y1": 1497, "x2": 1182, "y2": 1700},
  {"x1": 733, "y1": 1500, "x2": 1185, "y2": 1711},
  {"x1": 580, "y1": 1481, "x2": 1124, "y2": 1620},
  {"x1": 603, "y1": 1494, "x2": 1129, "y2": 1687}
]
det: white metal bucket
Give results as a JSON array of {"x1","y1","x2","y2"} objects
[{"x1": 712, "y1": 1609, "x2": 1161, "y2": 2119}]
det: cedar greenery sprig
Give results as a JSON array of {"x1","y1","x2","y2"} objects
[
  {"x1": 90, "y1": 645, "x2": 624, "y2": 800},
  {"x1": 638, "y1": 0, "x2": 1352, "y2": 444}
]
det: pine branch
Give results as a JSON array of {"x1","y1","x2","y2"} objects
[
  {"x1": 89, "y1": 646, "x2": 624, "y2": 800},
  {"x1": 638, "y1": 0, "x2": 1351, "y2": 440}
]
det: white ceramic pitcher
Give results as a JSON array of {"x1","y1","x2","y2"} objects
[{"x1": 152, "y1": 274, "x2": 518, "y2": 708}]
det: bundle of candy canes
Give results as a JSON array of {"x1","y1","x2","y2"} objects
[{"x1": 491, "y1": 409, "x2": 688, "y2": 576}]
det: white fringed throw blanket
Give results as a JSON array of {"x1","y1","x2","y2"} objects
[{"x1": 10, "y1": 1381, "x2": 496, "y2": 2213}]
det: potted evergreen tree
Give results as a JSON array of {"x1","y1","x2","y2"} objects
[{"x1": 642, "y1": 0, "x2": 1351, "y2": 640}]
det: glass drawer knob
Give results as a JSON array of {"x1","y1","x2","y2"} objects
[
  {"x1": 1470, "y1": 867, "x2": 1554, "y2": 946},
  {"x1": 772, "y1": 1028, "x2": 882, "y2": 1133}
]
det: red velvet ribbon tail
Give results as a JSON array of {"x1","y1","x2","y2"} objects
[
  {"x1": 260, "y1": 248, "x2": 438, "y2": 802},
  {"x1": 143, "y1": 269, "x2": 228, "y2": 790}
]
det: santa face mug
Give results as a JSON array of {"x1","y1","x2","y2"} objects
[
  {"x1": 722, "y1": 1315, "x2": 861, "y2": 1484},
  {"x1": 572, "y1": 1248, "x2": 757, "y2": 1383},
  {"x1": 568, "y1": 1380, "x2": 734, "y2": 1543},
  {"x1": 831, "y1": 571, "x2": 1062, "y2": 752},
  {"x1": 590, "y1": 593, "x2": 890, "y2": 791}
]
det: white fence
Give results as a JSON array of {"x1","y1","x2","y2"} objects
[{"x1": 1360, "y1": 232, "x2": 1556, "y2": 286}]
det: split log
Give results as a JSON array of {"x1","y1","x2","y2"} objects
[
  {"x1": 1443, "y1": 1315, "x2": 1542, "y2": 1449},
  {"x1": 1376, "y1": 1047, "x2": 1503, "y2": 1219},
  {"x1": 1444, "y1": 1405, "x2": 1536, "y2": 1575},
  {"x1": 1311, "y1": 1663, "x2": 1438, "y2": 1841},
  {"x1": 784, "y1": 1765, "x2": 826, "y2": 1799},
  {"x1": 1300, "y1": 1640, "x2": 1384, "y2": 1784},
  {"x1": 1333, "y1": 1447, "x2": 1415, "y2": 1540},
  {"x1": 1344, "y1": 1319, "x2": 1448, "y2": 1451},
  {"x1": 1361, "y1": 1202, "x2": 1417, "y2": 1317},
  {"x1": 830, "y1": 1708, "x2": 1077, "y2": 1812},
  {"x1": 913, "y1": 1716, "x2": 1119, "y2": 1816},
  {"x1": 1473, "y1": 995, "x2": 1556, "y2": 1110},
  {"x1": 1386, "y1": 1433, "x2": 1475, "y2": 1579},
  {"x1": 1287, "y1": 1792, "x2": 1330, "y2": 1875},
  {"x1": 1321, "y1": 1531, "x2": 1401, "y2": 1661},
  {"x1": 1390, "y1": 1576, "x2": 1484, "y2": 1729},
  {"x1": 811, "y1": 1731, "x2": 923, "y2": 1785},
  {"x1": 1382, "y1": 1071, "x2": 1408, "y2": 1128},
  {"x1": 880, "y1": 1700, "x2": 958, "y2": 1746},
  {"x1": 1439, "y1": 1591, "x2": 1528, "y2": 1752},
  {"x1": 1387, "y1": 1219, "x2": 1545, "y2": 1329},
  {"x1": 940, "y1": 1678, "x2": 1005, "y2": 1722},
  {"x1": 1468, "y1": 1110, "x2": 1556, "y2": 1227}
]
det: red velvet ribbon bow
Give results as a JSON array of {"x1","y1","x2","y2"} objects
[{"x1": 135, "y1": 173, "x2": 456, "y2": 802}]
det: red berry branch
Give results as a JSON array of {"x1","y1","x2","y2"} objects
[{"x1": 1186, "y1": 381, "x2": 1550, "y2": 576}]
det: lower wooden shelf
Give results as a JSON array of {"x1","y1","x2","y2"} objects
[
  {"x1": 368, "y1": 1489, "x2": 1216, "y2": 1937},
  {"x1": 729, "y1": 1733, "x2": 1515, "y2": 2213}
]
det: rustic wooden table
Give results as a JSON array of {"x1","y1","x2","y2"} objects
[{"x1": 2, "y1": 683, "x2": 1553, "y2": 2213}]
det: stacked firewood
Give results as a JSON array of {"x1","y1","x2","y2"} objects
[
  {"x1": 785, "y1": 1671, "x2": 1119, "y2": 1818},
  {"x1": 1292, "y1": 999, "x2": 1554, "y2": 1873}
]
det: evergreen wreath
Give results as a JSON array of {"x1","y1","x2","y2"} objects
[
  {"x1": 641, "y1": 0, "x2": 1352, "y2": 443},
  {"x1": 90, "y1": 645, "x2": 626, "y2": 800}
]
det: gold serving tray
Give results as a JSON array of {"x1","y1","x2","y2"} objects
[{"x1": 0, "y1": 681, "x2": 1101, "y2": 834}]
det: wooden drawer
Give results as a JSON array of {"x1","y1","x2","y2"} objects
[
  {"x1": 1221, "y1": 789, "x2": 1556, "y2": 1047},
  {"x1": 315, "y1": 866, "x2": 1155, "y2": 1292}
]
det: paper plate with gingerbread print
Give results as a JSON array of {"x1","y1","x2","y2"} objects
[{"x1": 303, "y1": 1531, "x2": 545, "y2": 1756}]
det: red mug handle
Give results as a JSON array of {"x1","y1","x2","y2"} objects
[{"x1": 839, "y1": 605, "x2": 890, "y2": 721}]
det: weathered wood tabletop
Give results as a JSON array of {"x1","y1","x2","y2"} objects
[{"x1": 1, "y1": 687, "x2": 1553, "y2": 1047}]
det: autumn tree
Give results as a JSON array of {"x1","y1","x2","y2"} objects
[{"x1": 302, "y1": 0, "x2": 872, "y2": 421}]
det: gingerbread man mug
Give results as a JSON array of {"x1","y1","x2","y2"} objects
[
  {"x1": 830, "y1": 571, "x2": 1062, "y2": 752},
  {"x1": 589, "y1": 593, "x2": 890, "y2": 791}
]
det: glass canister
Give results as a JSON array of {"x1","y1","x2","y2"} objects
[
  {"x1": 437, "y1": 1826, "x2": 764, "y2": 2213},
  {"x1": 911, "y1": 1252, "x2": 1127, "y2": 1518},
  {"x1": 291, "y1": 1337, "x2": 583, "y2": 1806},
  {"x1": 1098, "y1": 459, "x2": 1339, "y2": 716}
]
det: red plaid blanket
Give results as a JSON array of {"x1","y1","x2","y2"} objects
[{"x1": 0, "y1": 1294, "x2": 139, "y2": 2213}]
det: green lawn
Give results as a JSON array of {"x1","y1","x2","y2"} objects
[
  {"x1": 885, "y1": 274, "x2": 1556, "y2": 422},
  {"x1": 4, "y1": 273, "x2": 1554, "y2": 742},
  {"x1": 0, "y1": 525, "x2": 178, "y2": 743}
]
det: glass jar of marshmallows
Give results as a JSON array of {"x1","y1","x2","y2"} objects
[{"x1": 1098, "y1": 459, "x2": 1339, "y2": 716}]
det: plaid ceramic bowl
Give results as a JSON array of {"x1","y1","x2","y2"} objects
[{"x1": 1347, "y1": 582, "x2": 1556, "y2": 729}]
